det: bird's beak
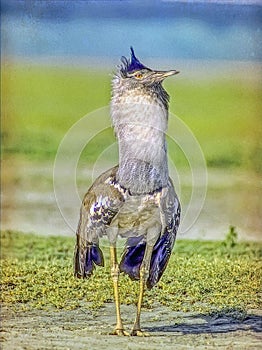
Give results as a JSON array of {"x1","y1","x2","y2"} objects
[{"x1": 151, "y1": 69, "x2": 180, "y2": 82}]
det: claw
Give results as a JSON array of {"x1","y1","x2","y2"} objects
[
  {"x1": 131, "y1": 329, "x2": 150, "y2": 337},
  {"x1": 110, "y1": 328, "x2": 130, "y2": 336}
]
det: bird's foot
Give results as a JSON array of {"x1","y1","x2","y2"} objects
[
  {"x1": 110, "y1": 328, "x2": 130, "y2": 336},
  {"x1": 131, "y1": 329, "x2": 150, "y2": 337}
]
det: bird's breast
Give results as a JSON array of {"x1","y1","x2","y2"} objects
[{"x1": 111, "y1": 192, "x2": 162, "y2": 237}]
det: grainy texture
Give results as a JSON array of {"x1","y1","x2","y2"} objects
[
  {"x1": 1, "y1": 231, "x2": 261, "y2": 348},
  {"x1": 1, "y1": 304, "x2": 262, "y2": 350},
  {"x1": 1, "y1": 231, "x2": 261, "y2": 312}
]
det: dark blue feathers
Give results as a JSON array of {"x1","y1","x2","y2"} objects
[
  {"x1": 119, "y1": 236, "x2": 145, "y2": 280},
  {"x1": 85, "y1": 244, "x2": 104, "y2": 276},
  {"x1": 147, "y1": 232, "x2": 173, "y2": 289},
  {"x1": 75, "y1": 243, "x2": 104, "y2": 278},
  {"x1": 120, "y1": 47, "x2": 150, "y2": 76},
  {"x1": 119, "y1": 230, "x2": 175, "y2": 290},
  {"x1": 91, "y1": 244, "x2": 104, "y2": 266}
]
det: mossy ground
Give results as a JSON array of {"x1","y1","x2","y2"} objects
[{"x1": 1, "y1": 230, "x2": 261, "y2": 315}]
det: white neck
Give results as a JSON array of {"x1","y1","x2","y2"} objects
[{"x1": 110, "y1": 77, "x2": 169, "y2": 194}]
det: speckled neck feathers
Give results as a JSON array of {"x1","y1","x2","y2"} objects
[{"x1": 110, "y1": 75, "x2": 170, "y2": 195}]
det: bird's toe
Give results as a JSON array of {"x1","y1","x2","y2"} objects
[
  {"x1": 131, "y1": 329, "x2": 150, "y2": 337},
  {"x1": 110, "y1": 328, "x2": 130, "y2": 336}
]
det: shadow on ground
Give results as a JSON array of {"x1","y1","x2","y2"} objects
[{"x1": 145, "y1": 313, "x2": 262, "y2": 335}]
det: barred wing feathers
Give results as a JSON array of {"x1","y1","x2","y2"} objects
[{"x1": 74, "y1": 166, "x2": 125, "y2": 278}]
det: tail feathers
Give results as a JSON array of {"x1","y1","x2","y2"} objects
[
  {"x1": 74, "y1": 243, "x2": 104, "y2": 278},
  {"x1": 119, "y1": 231, "x2": 174, "y2": 289},
  {"x1": 119, "y1": 236, "x2": 145, "y2": 280},
  {"x1": 147, "y1": 232, "x2": 172, "y2": 289}
]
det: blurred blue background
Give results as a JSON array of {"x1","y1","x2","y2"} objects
[{"x1": 2, "y1": 0, "x2": 261, "y2": 63}]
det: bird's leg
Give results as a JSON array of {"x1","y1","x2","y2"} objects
[
  {"x1": 131, "y1": 244, "x2": 154, "y2": 337},
  {"x1": 110, "y1": 245, "x2": 129, "y2": 336}
]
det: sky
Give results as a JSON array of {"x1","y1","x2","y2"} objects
[{"x1": 1, "y1": 1, "x2": 261, "y2": 63}]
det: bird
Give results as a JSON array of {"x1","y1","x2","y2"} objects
[{"x1": 74, "y1": 47, "x2": 181, "y2": 336}]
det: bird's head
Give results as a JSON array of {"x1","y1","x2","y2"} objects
[{"x1": 119, "y1": 47, "x2": 179, "y2": 86}]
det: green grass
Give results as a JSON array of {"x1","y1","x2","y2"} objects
[
  {"x1": 2, "y1": 63, "x2": 262, "y2": 172},
  {"x1": 1, "y1": 230, "x2": 261, "y2": 315}
]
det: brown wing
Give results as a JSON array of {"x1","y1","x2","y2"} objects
[
  {"x1": 147, "y1": 178, "x2": 180, "y2": 288},
  {"x1": 74, "y1": 165, "x2": 126, "y2": 278}
]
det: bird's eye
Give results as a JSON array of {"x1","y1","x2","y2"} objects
[{"x1": 135, "y1": 73, "x2": 143, "y2": 79}]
